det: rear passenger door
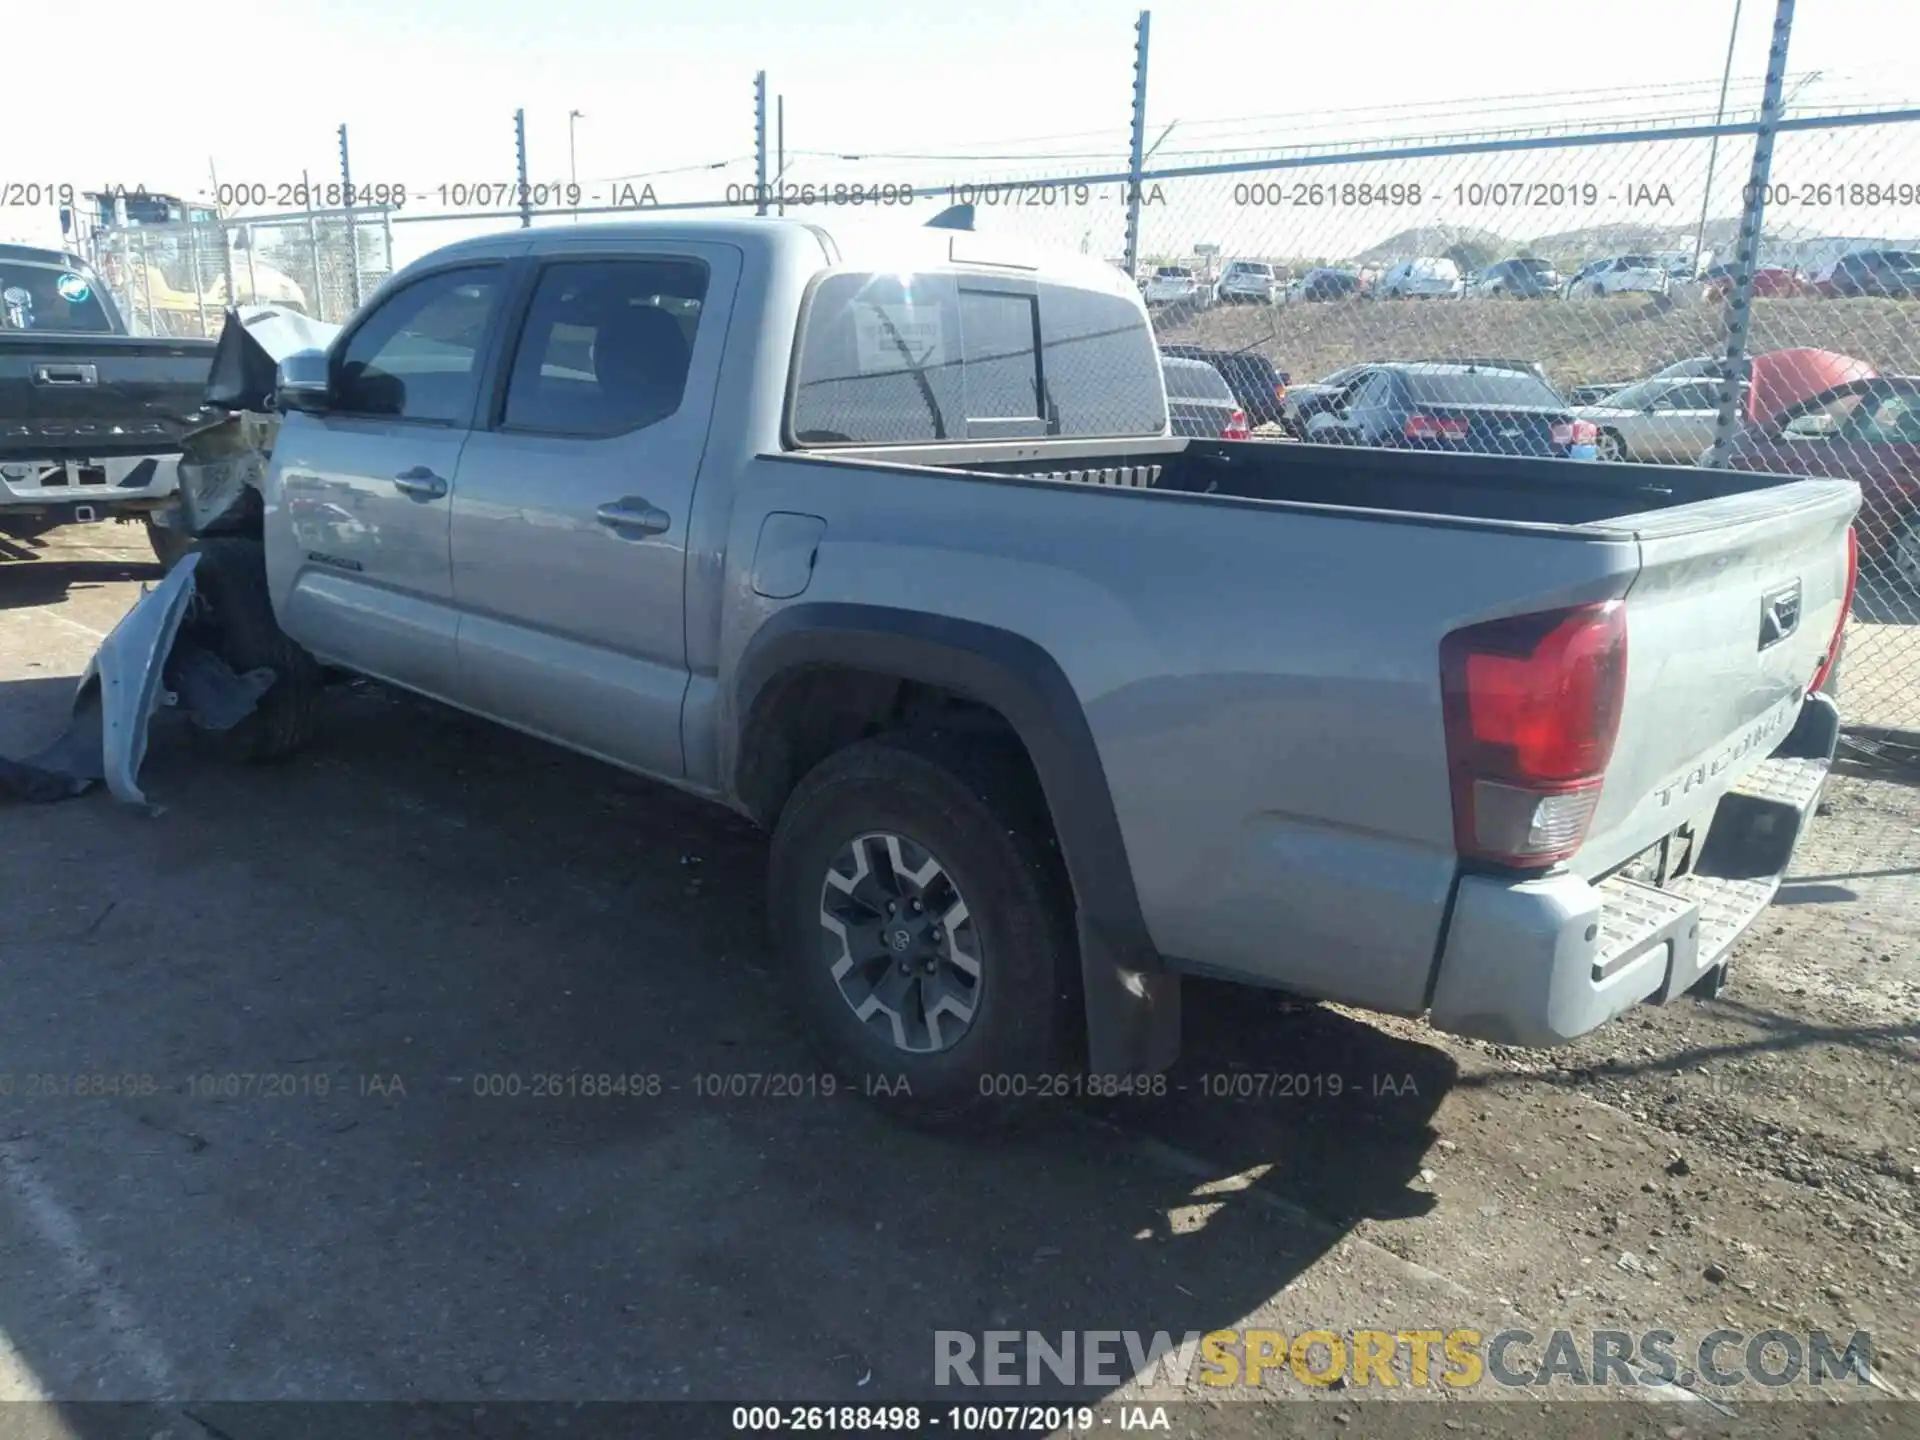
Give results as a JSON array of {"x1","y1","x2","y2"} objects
[{"x1": 448, "y1": 243, "x2": 740, "y2": 779}]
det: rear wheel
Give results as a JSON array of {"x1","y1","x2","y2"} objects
[
  {"x1": 183, "y1": 537, "x2": 323, "y2": 761},
  {"x1": 1595, "y1": 429, "x2": 1627, "y2": 463},
  {"x1": 768, "y1": 731, "x2": 1078, "y2": 1127}
]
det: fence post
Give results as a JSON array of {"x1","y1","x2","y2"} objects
[
  {"x1": 754, "y1": 72, "x2": 769, "y2": 216},
  {"x1": 515, "y1": 109, "x2": 533, "y2": 228},
  {"x1": 1123, "y1": 11, "x2": 1151, "y2": 281},
  {"x1": 304, "y1": 169, "x2": 325, "y2": 321},
  {"x1": 1706, "y1": 0, "x2": 1795, "y2": 467},
  {"x1": 340, "y1": 123, "x2": 363, "y2": 309},
  {"x1": 136, "y1": 229, "x2": 156, "y2": 334},
  {"x1": 186, "y1": 218, "x2": 210, "y2": 337},
  {"x1": 382, "y1": 208, "x2": 395, "y2": 284}
]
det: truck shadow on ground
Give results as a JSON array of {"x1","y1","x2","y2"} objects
[
  {"x1": 0, "y1": 678, "x2": 1458, "y2": 1408},
  {"x1": 0, "y1": 556, "x2": 161, "y2": 610}
]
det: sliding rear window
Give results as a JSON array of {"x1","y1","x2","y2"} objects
[{"x1": 787, "y1": 270, "x2": 1165, "y2": 446}]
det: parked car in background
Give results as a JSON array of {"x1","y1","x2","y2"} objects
[
  {"x1": 1378, "y1": 257, "x2": 1464, "y2": 298},
  {"x1": 1215, "y1": 260, "x2": 1282, "y2": 304},
  {"x1": 1291, "y1": 267, "x2": 1360, "y2": 302},
  {"x1": 1161, "y1": 356, "x2": 1250, "y2": 439},
  {"x1": 1278, "y1": 362, "x2": 1370, "y2": 436},
  {"x1": 1720, "y1": 375, "x2": 1920, "y2": 590},
  {"x1": 1702, "y1": 263, "x2": 1808, "y2": 299},
  {"x1": 1563, "y1": 255, "x2": 1671, "y2": 299},
  {"x1": 1144, "y1": 265, "x2": 1209, "y2": 307},
  {"x1": 1160, "y1": 344, "x2": 1290, "y2": 428},
  {"x1": 1567, "y1": 354, "x2": 1751, "y2": 407},
  {"x1": 1811, "y1": 249, "x2": 1920, "y2": 298},
  {"x1": 1469, "y1": 257, "x2": 1563, "y2": 298},
  {"x1": 1576, "y1": 376, "x2": 1730, "y2": 464},
  {"x1": 1301, "y1": 363, "x2": 1598, "y2": 458}
]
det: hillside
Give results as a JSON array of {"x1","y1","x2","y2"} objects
[{"x1": 1158, "y1": 292, "x2": 1913, "y2": 393}]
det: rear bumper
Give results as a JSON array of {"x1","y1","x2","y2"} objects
[
  {"x1": 1428, "y1": 694, "x2": 1838, "y2": 1047},
  {"x1": 0, "y1": 456, "x2": 180, "y2": 523}
]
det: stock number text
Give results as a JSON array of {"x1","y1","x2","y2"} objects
[{"x1": 1233, "y1": 181, "x2": 1421, "y2": 207}]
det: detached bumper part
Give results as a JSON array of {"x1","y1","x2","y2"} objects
[
  {"x1": 1428, "y1": 728, "x2": 1834, "y2": 1048},
  {"x1": 0, "y1": 553, "x2": 277, "y2": 808}
]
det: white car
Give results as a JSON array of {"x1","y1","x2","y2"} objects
[
  {"x1": 1215, "y1": 260, "x2": 1280, "y2": 304},
  {"x1": 1574, "y1": 375, "x2": 1735, "y2": 463},
  {"x1": 1143, "y1": 265, "x2": 1209, "y2": 307},
  {"x1": 1377, "y1": 257, "x2": 1464, "y2": 298},
  {"x1": 1563, "y1": 255, "x2": 1672, "y2": 299}
]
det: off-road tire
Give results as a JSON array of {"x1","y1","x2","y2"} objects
[
  {"x1": 767, "y1": 729, "x2": 1080, "y2": 1127},
  {"x1": 185, "y1": 537, "x2": 323, "y2": 761}
]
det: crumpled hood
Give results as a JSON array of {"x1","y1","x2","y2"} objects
[
  {"x1": 203, "y1": 304, "x2": 344, "y2": 412},
  {"x1": 1746, "y1": 348, "x2": 1879, "y2": 426}
]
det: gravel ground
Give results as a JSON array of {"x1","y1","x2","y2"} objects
[{"x1": 0, "y1": 525, "x2": 1914, "y2": 1437}]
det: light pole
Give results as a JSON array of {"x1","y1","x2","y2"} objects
[
  {"x1": 1692, "y1": 0, "x2": 1744, "y2": 275},
  {"x1": 568, "y1": 109, "x2": 583, "y2": 222}
]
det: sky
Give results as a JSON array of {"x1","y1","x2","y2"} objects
[{"x1": 6, "y1": 0, "x2": 1917, "y2": 267}]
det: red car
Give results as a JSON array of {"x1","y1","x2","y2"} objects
[
  {"x1": 1722, "y1": 374, "x2": 1920, "y2": 591},
  {"x1": 1702, "y1": 264, "x2": 1808, "y2": 300}
]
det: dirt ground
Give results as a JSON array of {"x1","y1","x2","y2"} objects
[{"x1": 0, "y1": 525, "x2": 1915, "y2": 1437}]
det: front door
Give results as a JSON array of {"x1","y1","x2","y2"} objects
[
  {"x1": 268, "y1": 263, "x2": 508, "y2": 699},
  {"x1": 448, "y1": 243, "x2": 739, "y2": 779}
]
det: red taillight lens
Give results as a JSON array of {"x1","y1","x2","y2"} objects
[
  {"x1": 1551, "y1": 419, "x2": 1598, "y2": 447},
  {"x1": 1273, "y1": 382, "x2": 1288, "y2": 403},
  {"x1": 1809, "y1": 526, "x2": 1857, "y2": 696},
  {"x1": 1439, "y1": 602, "x2": 1628, "y2": 868},
  {"x1": 1222, "y1": 409, "x2": 1250, "y2": 440},
  {"x1": 1405, "y1": 414, "x2": 1469, "y2": 442}
]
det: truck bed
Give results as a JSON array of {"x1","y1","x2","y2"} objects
[{"x1": 922, "y1": 435, "x2": 1804, "y2": 529}]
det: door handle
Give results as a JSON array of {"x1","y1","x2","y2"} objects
[
  {"x1": 595, "y1": 498, "x2": 671, "y2": 537},
  {"x1": 392, "y1": 467, "x2": 448, "y2": 499}
]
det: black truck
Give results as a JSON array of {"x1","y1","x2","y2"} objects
[{"x1": 1, "y1": 243, "x2": 217, "y2": 560}]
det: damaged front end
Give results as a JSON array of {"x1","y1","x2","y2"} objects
[{"x1": 1, "y1": 306, "x2": 337, "y2": 807}]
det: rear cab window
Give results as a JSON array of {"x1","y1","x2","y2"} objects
[
  {"x1": 0, "y1": 261, "x2": 114, "y2": 333},
  {"x1": 788, "y1": 269, "x2": 1166, "y2": 446}
]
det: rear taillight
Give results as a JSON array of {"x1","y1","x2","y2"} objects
[
  {"x1": 1808, "y1": 526, "x2": 1857, "y2": 696},
  {"x1": 1405, "y1": 414, "x2": 1469, "y2": 442},
  {"x1": 1272, "y1": 381, "x2": 1288, "y2": 403},
  {"x1": 1439, "y1": 602, "x2": 1628, "y2": 869},
  {"x1": 1222, "y1": 409, "x2": 1250, "y2": 440},
  {"x1": 1551, "y1": 419, "x2": 1599, "y2": 447}
]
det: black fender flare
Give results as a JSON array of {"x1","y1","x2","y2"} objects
[{"x1": 731, "y1": 603, "x2": 1181, "y2": 1075}]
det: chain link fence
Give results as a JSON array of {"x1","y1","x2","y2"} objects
[{"x1": 72, "y1": 108, "x2": 1920, "y2": 736}]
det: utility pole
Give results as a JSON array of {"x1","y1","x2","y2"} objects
[
  {"x1": 569, "y1": 109, "x2": 583, "y2": 222},
  {"x1": 1123, "y1": 11, "x2": 1152, "y2": 281},
  {"x1": 754, "y1": 72, "x2": 769, "y2": 215},
  {"x1": 776, "y1": 94, "x2": 786, "y2": 217},
  {"x1": 515, "y1": 108, "x2": 532, "y2": 228},
  {"x1": 1691, "y1": 0, "x2": 1742, "y2": 275}
]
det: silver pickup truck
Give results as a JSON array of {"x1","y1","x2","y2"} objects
[{"x1": 130, "y1": 213, "x2": 1856, "y2": 1123}]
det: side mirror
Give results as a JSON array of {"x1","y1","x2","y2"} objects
[{"x1": 275, "y1": 349, "x2": 333, "y2": 414}]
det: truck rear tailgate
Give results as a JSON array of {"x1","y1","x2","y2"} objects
[
  {"x1": 1576, "y1": 476, "x2": 1859, "y2": 877},
  {"x1": 0, "y1": 333, "x2": 216, "y2": 462}
]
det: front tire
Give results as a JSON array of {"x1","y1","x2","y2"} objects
[
  {"x1": 768, "y1": 731, "x2": 1079, "y2": 1126},
  {"x1": 1595, "y1": 429, "x2": 1627, "y2": 463},
  {"x1": 183, "y1": 537, "x2": 324, "y2": 761}
]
